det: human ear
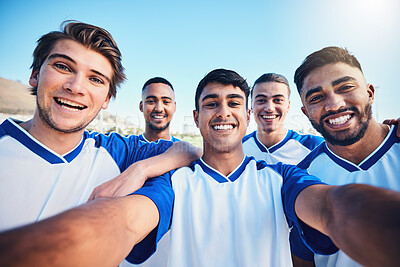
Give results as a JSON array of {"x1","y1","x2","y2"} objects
[
  {"x1": 367, "y1": 84, "x2": 375, "y2": 104},
  {"x1": 29, "y1": 69, "x2": 40, "y2": 87},
  {"x1": 101, "y1": 94, "x2": 111, "y2": 109},
  {"x1": 193, "y1": 110, "x2": 199, "y2": 128},
  {"x1": 301, "y1": 106, "x2": 309, "y2": 118}
]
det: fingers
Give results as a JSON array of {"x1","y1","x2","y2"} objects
[
  {"x1": 383, "y1": 119, "x2": 397, "y2": 124},
  {"x1": 87, "y1": 187, "x2": 99, "y2": 202},
  {"x1": 382, "y1": 118, "x2": 400, "y2": 137},
  {"x1": 87, "y1": 183, "x2": 114, "y2": 202}
]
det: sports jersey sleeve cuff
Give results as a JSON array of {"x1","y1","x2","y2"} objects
[
  {"x1": 282, "y1": 167, "x2": 338, "y2": 255},
  {"x1": 284, "y1": 183, "x2": 339, "y2": 255},
  {"x1": 125, "y1": 174, "x2": 174, "y2": 264}
]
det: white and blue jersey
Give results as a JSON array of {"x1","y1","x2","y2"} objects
[
  {"x1": 127, "y1": 156, "x2": 333, "y2": 266},
  {"x1": 0, "y1": 118, "x2": 172, "y2": 232},
  {"x1": 139, "y1": 133, "x2": 180, "y2": 143},
  {"x1": 292, "y1": 125, "x2": 400, "y2": 267},
  {"x1": 242, "y1": 130, "x2": 323, "y2": 164},
  {"x1": 121, "y1": 133, "x2": 180, "y2": 267}
]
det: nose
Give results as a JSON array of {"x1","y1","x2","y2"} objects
[
  {"x1": 154, "y1": 101, "x2": 163, "y2": 112},
  {"x1": 325, "y1": 93, "x2": 346, "y2": 112},
  {"x1": 63, "y1": 74, "x2": 86, "y2": 95},
  {"x1": 216, "y1": 102, "x2": 231, "y2": 119},
  {"x1": 263, "y1": 100, "x2": 274, "y2": 112}
]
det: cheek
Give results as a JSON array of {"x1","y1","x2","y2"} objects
[{"x1": 253, "y1": 105, "x2": 262, "y2": 114}]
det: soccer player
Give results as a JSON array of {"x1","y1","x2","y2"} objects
[
  {"x1": 1, "y1": 68, "x2": 398, "y2": 267},
  {"x1": 243, "y1": 73, "x2": 323, "y2": 165},
  {"x1": 122, "y1": 77, "x2": 179, "y2": 267},
  {"x1": 291, "y1": 46, "x2": 400, "y2": 267},
  {"x1": 139, "y1": 77, "x2": 179, "y2": 142},
  {"x1": 0, "y1": 20, "x2": 199, "y2": 265}
]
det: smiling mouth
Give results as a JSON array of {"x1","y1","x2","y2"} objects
[
  {"x1": 261, "y1": 114, "x2": 278, "y2": 119},
  {"x1": 326, "y1": 114, "x2": 352, "y2": 126},
  {"x1": 151, "y1": 114, "x2": 166, "y2": 119},
  {"x1": 212, "y1": 124, "x2": 235, "y2": 130},
  {"x1": 54, "y1": 97, "x2": 87, "y2": 111}
]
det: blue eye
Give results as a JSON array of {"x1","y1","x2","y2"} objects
[
  {"x1": 90, "y1": 77, "x2": 103, "y2": 84},
  {"x1": 54, "y1": 63, "x2": 70, "y2": 72}
]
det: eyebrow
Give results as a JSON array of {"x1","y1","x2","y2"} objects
[
  {"x1": 304, "y1": 86, "x2": 323, "y2": 100},
  {"x1": 47, "y1": 53, "x2": 111, "y2": 83},
  {"x1": 254, "y1": 93, "x2": 285, "y2": 99},
  {"x1": 331, "y1": 76, "x2": 356, "y2": 87},
  {"x1": 145, "y1": 96, "x2": 173, "y2": 100},
  {"x1": 201, "y1": 93, "x2": 244, "y2": 102},
  {"x1": 48, "y1": 53, "x2": 75, "y2": 63}
]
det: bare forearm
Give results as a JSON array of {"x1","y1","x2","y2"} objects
[
  {"x1": 88, "y1": 141, "x2": 201, "y2": 200},
  {"x1": 321, "y1": 184, "x2": 400, "y2": 266},
  {"x1": 0, "y1": 196, "x2": 156, "y2": 267},
  {"x1": 140, "y1": 141, "x2": 201, "y2": 179}
]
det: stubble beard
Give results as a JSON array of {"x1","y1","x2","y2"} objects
[
  {"x1": 309, "y1": 103, "x2": 372, "y2": 146},
  {"x1": 36, "y1": 97, "x2": 97, "y2": 134},
  {"x1": 147, "y1": 120, "x2": 170, "y2": 132}
]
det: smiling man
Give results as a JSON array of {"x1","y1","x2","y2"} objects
[
  {"x1": 290, "y1": 46, "x2": 400, "y2": 267},
  {"x1": 1, "y1": 69, "x2": 399, "y2": 267},
  {"x1": 0, "y1": 21, "x2": 199, "y2": 265},
  {"x1": 243, "y1": 73, "x2": 323, "y2": 165},
  {"x1": 139, "y1": 77, "x2": 179, "y2": 142}
]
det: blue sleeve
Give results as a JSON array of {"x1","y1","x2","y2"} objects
[
  {"x1": 90, "y1": 132, "x2": 173, "y2": 172},
  {"x1": 125, "y1": 171, "x2": 175, "y2": 264},
  {"x1": 277, "y1": 163, "x2": 338, "y2": 256}
]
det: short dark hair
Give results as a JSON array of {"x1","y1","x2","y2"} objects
[
  {"x1": 294, "y1": 46, "x2": 362, "y2": 94},
  {"x1": 251, "y1": 73, "x2": 290, "y2": 98},
  {"x1": 195, "y1": 69, "x2": 250, "y2": 111},
  {"x1": 142, "y1": 77, "x2": 174, "y2": 91},
  {"x1": 31, "y1": 20, "x2": 126, "y2": 99}
]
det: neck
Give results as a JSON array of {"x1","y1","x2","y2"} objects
[
  {"x1": 201, "y1": 144, "x2": 245, "y2": 176},
  {"x1": 20, "y1": 114, "x2": 85, "y2": 155},
  {"x1": 257, "y1": 127, "x2": 287, "y2": 148},
  {"x1": 326, "y1": 119, "x2": 390, "y2": 165},
  {"x1": 143, "y1": 129, "x2": 171, "y2": 142}
]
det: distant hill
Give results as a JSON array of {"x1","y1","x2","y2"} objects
[{"x1": 0, "y1": 78, "x2": 35, "y2": 115}]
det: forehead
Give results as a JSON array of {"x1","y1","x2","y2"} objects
[
  {"x1": 200, "y1": 82, "x2": 246, "y2": 100},
  {"x1": 301, "y1": 62, "x2": 366, "y2": 95},
  {"x1": 142, "y1": 83, "x2": 174, "y2": 99},
  {"x1": 47, "y1": 39, "x2": 113, "y2": 79},
  {"x1": 252, "y1": 82, "x2": 289, "y2": 99}
]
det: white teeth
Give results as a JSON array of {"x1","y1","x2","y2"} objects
[
  {"x1": 57, "y1": 98, "x2": 85, "y2": 109},
  {"x1": 328, "y1": 115, "x2": 351, "y2": 125},
  {"x1": 213, "y1": 124, "x2": 233, "y2": 130},
  {"x1": 262, "y1": 115, "x2": 276, "y2": 119},
  {"x1": 153, "y1": 115, "x2": 164, "y2": 119},
  {"x1": 63, "y1": 106, "x2": 79, "y2": 111}
]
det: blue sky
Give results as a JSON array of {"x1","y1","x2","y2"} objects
[{"x1": 1, "y1": 0, "x2": 399, "y2": 133}]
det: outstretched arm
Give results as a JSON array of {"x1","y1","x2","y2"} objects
[
  {"x1": 295, "y1": 184, "x2": 400, "y2": 267},
  {"x1": 0, "y1": 195, "x2": 159, "y2": 267},
  {"x1": 89, "y1": 141, "x2": 201, "y2": 200}
]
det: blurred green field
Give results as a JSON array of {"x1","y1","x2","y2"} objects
[{"x1": 173, "y1": 134, "x2": 203, "y2": 149}]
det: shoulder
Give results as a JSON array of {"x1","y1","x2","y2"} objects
[
  {"x1": 297, "y1": 142, "x2": 326, "y2": 169},
  {"x1": 85, "y1": 131, "x2": 173, "y2": 171},
  {"x1": 84, "y1": 131, "x2": 140, "y2": 148},
  {"x1": 242, "y1": 130, "x2": 256, "y2": 143},
  {"x1": 289, "y1": 130, "x2": 324, "y2": 150},
  {"x1": 0, "y1": 119, "x2": 10, "y2": 139},
  {"x1": 171, "y1": 136, "x2": 180, "y2": 142},
  {"x1": 391, "y1": 125, "x2": 400, "y2": 143}
]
